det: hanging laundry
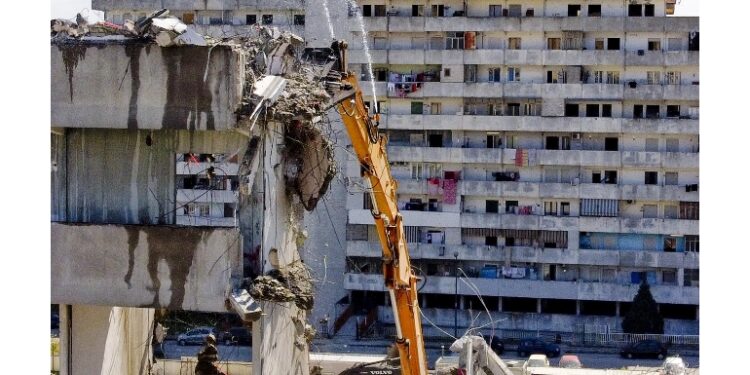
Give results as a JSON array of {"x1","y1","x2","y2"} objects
[
  {"x1": 427, "y1": 177, "x2": 441, "y2": 195},
  {"x1": 442, "y1": 178, "x2": 457, "y2": 204},
  {"x1": 387, "y1": 82, "x2": 395, "y2": 92}
]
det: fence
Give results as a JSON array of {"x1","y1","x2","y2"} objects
[{"x1": 584, "y1": 332, "x2": 699, "y2": 347}]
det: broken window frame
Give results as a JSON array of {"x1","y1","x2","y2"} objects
[
  {"x1": 261, "y1": 14, "x2": 273, "y2": 25},
  {"x1": 293, "y1": 15, "x2": 305, "y2": 25}
]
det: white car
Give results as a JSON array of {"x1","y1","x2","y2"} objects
[
  {"x1": 662, "y1": 356, "x2": 687, "y2": 375},
  {"x1": 523, "y1": 354, "x2": 550, "y2": 374}
]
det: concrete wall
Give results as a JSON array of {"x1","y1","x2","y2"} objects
[
  {"x1": 51, "y1": 43, "x2": 244, "y2": 130},
  {"x1": 52, "y1": 223, "x2": 242, "y2": 311},
  {"x1": 70, "y1": 305, "x2": 155, "y2": 375}
]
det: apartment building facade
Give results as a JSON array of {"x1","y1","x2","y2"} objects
[{"x1": 340, "y1": 0, "x2": 699, "y2": 336}]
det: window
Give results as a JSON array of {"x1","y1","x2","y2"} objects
[
  {"x1": 362, "y1": 5, "x2": 372, "y2": 17},
  {"x1": 431, "y1": 4, "x2": 445, "y2": 17},
  {"x1": 648, "y1": 39, "x2": 661, "y2": 51},
  {"x1": 565, "y1": 104, "x2": 579, "y2": 117},
  {"x1": 547, "y1": 38, "x2": 561, "y2": 50},
  {"x1": 644, "y1": 3, "x2": 655, "y2": 16},
  {"x1": 245, "y1": 14, "x2": 256, "y2": 25},
  {"x1": 663, "y1": 270, "x2": 677, "y2": 284},
  {"x1": 667, "y1": 38, "x2": 683, "y2": 51},
  {"x1": 373, "y1": 37, "x2": 388, "y2": 49},
  {"x1": 634, "y1": 105, "x2": 644, "y2": 119},
  {"x1": 507, "y1": 67, "x2": 520, "y2": 82},
  {"x1": 224, "y1": 203, "x2": 236, "y2": 218},
  {"x1": 508, "y1": 37, "x2": 522, "y2": 49},
  {"x1": 606, "y1": 71, "x2": 620, "y2": 84},
  {"x1": 486, "y1": 236, "x2": 498, "y2": 246},
  {"x1": 506, "y1": 103, "x2": 521, "y2": 116},
  {"x1": 665, "y1": 172, "x2": 678, "y2": 185},
  {"x1": 586, "y1": 104, "x2": 600, "y2": 117},
  {"x1": 568, "y1": 4, "x2": 581, "y2": 17},
  {"x1": 412, "y1": 5, "x2": 424, "y2": 16},
  {"x1": 411, "y1": 102, "x2": 424, "y2": 115},
  {"x1": 428, "y1": 133, "x2": 443, "y2": 147},
  {"x1": 293, "y1": 15, "x2": 305, "y2": 25},
  {"x1": 183, "y1": 12, "x2": 195, "y2": 24},
  {"x1": 680, "y1": 201, "x2": 699, "y2": 220},
  {"x1": 545, "y1": 136, "x2": 560, "y2": 150},
  {"x1": 487, "y1": 133, "x2": 502, "y2": 148},
  {"x1": 665, "y1": 138, "x2": 679, "y2": 152},
  {"x1": 688, "y1": 32, "x2": 699, "y2": 51},
  {"x1": 644, "y1": 171, "x2": 658, "y2": 185},
  {"x1": 544, "y1": 201, "x2": 558, "y2": 215},
  {"x1": 591, "y1": 172, "x2": 601, "y2": 183},
  {"x1": 489, "y1": 5, "x2": 502, "y2": 17},
  {"x1": 588, "y1": 4, "x2": 602, "y2": 16},
  {"x1": 561, "y1": 202, "x2": 571, "y2": 216},
  {"x1": 488, "y1": 68, "x2": 502, "y2": 82},
  {"x1": 410, "y1": 163, "x2": 423, "y2": 179},
  {"x1": 685, "y1": 235, "x2": 699, "y2": 252},
  {"x1": 663, "y1": 236, "x2": 677, "y2": 251},
  {"x1": 604, "y1": 170, "x2": 617, "y2": 184},
  {"x1": 374, "y1": 5, "x2": 386, "y2": 16},
  {"x1": 508, "y1": 4, "x2": 522, "y2": 17},
  {"x1": 593, "y1": 71, "x2": 604, "y2": 83},
  {"x1": 430, "y1": 102, "x2": 442, "y2": 115},
  {"x1": 505, "y1": 200, "x2": 518, "y2": 213},
  {"x1": 261, "y1": 14, "x2": 273, "y2": 25},
  {"x1": 664, "y1": 205, "x2": 679, "y2": 219},
  {"x1": 646, "y1": 105, "x2": 660, "y2": 119},
  {"x1": 666, "y1": 71, "x2": 681, "y2": 85},
  {"x1": 594, "y1": 38, "x2": 604, "y2": 50},
  {"x1": 666, "y1": 105, "x2": 681, "y2": 118},
  {"x1": 464, "y1": 65, "x2": 477, "y2": 83},
  {"x1": 602, "y1": 104, "x2": 612, "y2": 117},
  {"x1": 642, "y1": 204, "x2": 658, "y2": 218},
  {"x1": 444, "y1": 68, "x2": 451, "y2": 77},
  {"x1": 486, "y1": 200, "x2": 499, "y2": 213},
  {"x1": 646, "y1": 71, "x2": 661, "y2": 85},
  {"x1": 628, "y1": 4, "x2": 642, "y2": 16},
  {"x1": 446, "y1": 32, "x2": 465, "y2": 50},
  {"x1": 645, "y1": 138, "x2": 659, "y2": 151},
  {"x1": 607, "y1": 38, "x2": 620, "y2": 50},
  {"x1": 604, "y1": 137, "x2": 618, "y2": 151}
]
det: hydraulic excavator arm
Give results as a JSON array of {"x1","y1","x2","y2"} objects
[{"x1": 327, "y1": 41, "x2": 428, "y2": 375}]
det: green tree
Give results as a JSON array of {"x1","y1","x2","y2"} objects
[{"x1": 622, "y1": 281, "x2": 664, "y2": 334}]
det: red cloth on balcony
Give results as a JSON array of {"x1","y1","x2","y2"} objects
[{"x1": 443, "y1": 178, "x2": 457, "y2": 204}]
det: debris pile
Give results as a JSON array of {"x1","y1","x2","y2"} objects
[{"x1": 249, "y1": 261, "x2": 314, "y2": 311}]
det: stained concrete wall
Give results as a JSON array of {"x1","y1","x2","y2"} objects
[
  {"x1": 52, "y1": 223, "x2": 241, "y2": 311},
  {"x1": 51, "y1": 43, "x2": 243, "y2": 130},
  {"x1": 70, "y1": 305, "x2": 155, "y2": 375},
  {"x1": 52, "y1": 128, "x2": 247, "y2": 225}
]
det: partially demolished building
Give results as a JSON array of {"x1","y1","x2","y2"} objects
[{"x1": 51, "y1": 12, "x2": 337, "y2": 375}]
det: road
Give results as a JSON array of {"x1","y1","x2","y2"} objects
[{"x1": 496, "y1": 352, "x2": 699, "y2": 370}]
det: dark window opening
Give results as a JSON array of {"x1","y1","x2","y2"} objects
[
  {"x1": 374, "y1": 5, "x2": 386, "y2": 16},
  {"x1": 607, "y1": 38, "x2": 620, "y2": 50},
  {"x1": 580, "y1": 300, "x2": 617, "y2": 316},
  {"x1": 586, "y1": 104, "x2": 600, "y2": 117},
  {"x1": 224, "y1": 203, "x2": 236, "y2": 218},
  {"x1": 182, "y1": 176, "x2": 197, "y2": 189},
  {"x1": 503, "y1": 297, "x2": 537, "y2": 313},
  {"x1": 592, "y1": 172, "x2": 601, "y2": 183},
  {"x1": 588, "y1": 4, "x2": 602, "y2": 16},
  {"x1": 604, "y1": 170, "x2": 617, "y2": 184},
  {"x1": 561, "y1": 202, "x2": 570, "y2": 216},
  {"x1": 660, "y1": 304, "x2": 697, "y2": 320},
  {"x1": 664, "y1": 236, "x2": 677, "y2": 252},
  {"x1": 565, "y1": 104, "x2": 579, "y2": 117},
  {"x1": 568, "y1": 4, "x2": 581, "y2": 16},
  {"x1": 686, "y1": 235, "x2": 699, "y2": 252},
  {"x1": 245, "y1": 14, "x2": 256, "y2": 25},
  {"x1": 261, "y1": 14, "x2": 273, "y2": 25},
  {"x1": 602, "y1": 104, "x2": 612, "y2": 117},
  {"x1": 362, "y1": 5, "x2": 372, "y2": 17},
  {"x1": 412, "y1": 5, "x2": 422, "y2": 16},
  {"x1": 485, "y1": 236, "x2": 498, "y2": 246},
  {"x1": 633, "y1": 105, "x2": 644, "y2": 119},
  {"x1": 541, "y1": 299, "x2": 577, "y2": 315},
  {"x1": 545, "y1": 136, "x2": 560, "y2": 150},
  {"x1": 505, "y1": 200, "x2": 518, "y2": 213},
  {"x1": 505, "y1": 237, "x2": 515, "y2": 246},
  {"x1": 628, "y1": 4, "x2": 642, "y2": 16},
  {"x1": 428, "y1": 134, "x2": 444, "y2": 147},
  {"x1": 645, "y1": 171, "x2": 658, "y2": 185},
  {"x1": 646, "y1": 105, "x2": 660, "y2": 119},
  {"x1": 423, "y1": 293, "x2": 456, "y2": 309},
  {"x1": 486, "y1": 200, "x2": 499, "y2": 214},
  {"x1": 604, "y1": 137, "x2": 618, "y2": 151},
  {"x1": 688, "y1": 32, "x2": 699, "y2": 51},
  {"x1": 411, "y1": 101, "x2": 423, "y2": 115},
  {"x1": 644, "y1": 4, "x2": 655, "y2": 16},
  {"x1": 293, "y1": 15, "x2": 305, "y2": 25},
  {"x1": 667, "y1": 105, "x2": 681, "y2": 118}
]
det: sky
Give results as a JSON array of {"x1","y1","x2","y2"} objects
[{"x1": 51, "y1": 0, "x2": 699, "y2": 19}]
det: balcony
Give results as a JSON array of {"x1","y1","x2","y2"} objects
[
  {"x1": 346, "y1": 241, "x2": 699, "y2": 269},
  {"x1": 348, "y1": 208, "x2": 461, "y2": 227},
  {"x1": 461, "y1": 212, "x2": 579, "y2": 231},
  {"x1": 579, "y1": 217, "x2": 699, "y2": 235},
  {"x1": 622, "y1": 118, "x2": 699, "y2": 135},
  {"x1": 624, "y1": 84, "x2": 699, "y2": 101},
  {"x1": 343, "y1": 272, "x2": 698, "y2": 304},
  {"x1": 625, "y1": 51, "x2": 698, "y2": 66},
  {"x1": 348, "y1": 49, "x2": 387, "y2": 64},
  {"x1": 542, "y1": 50, "x2": 624, "y2": 66},
  {"x1": 51, "y1": 223, "x2": 242, "y2": 311}
]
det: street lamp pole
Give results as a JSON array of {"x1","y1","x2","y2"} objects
[{"x1": 454, "y1": 251, "x2": 459, "y2": 338}]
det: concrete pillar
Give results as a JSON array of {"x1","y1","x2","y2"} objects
[
  {"x1": 695, "y1": 306, "x2": 699, "y2": 321},
  {"x1": 59, "y1": 304, "x2": 71, "y2": 375},
  {"x1": 677, "y1": 268, "x2": 685, "y2": 286},
  {"x1": 536, "y1": 299, "x2": 542, "y2": 313},
  {"x1": 460, "y1": 295, "x2": 465, "y2": 310},
  {"x1": 421, "y1": 293, "x2": 427, "y2": 307},
  {"x1": 615, "y1": 302, "x2": 621, "y2": 317},
  {"x1": 385, "y1": 293, "x2": 390, "y2": 306},
  {"x1": 498, "y1": 297, "x2": 503, "y2": 312},
  {"x1": 567, "y1": 230, "x2": 580, "y2": 250},
  {"x1": 576, "y1": 300, "x2": 581, "y2": 315}
]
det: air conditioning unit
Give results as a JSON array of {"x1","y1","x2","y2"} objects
[{"x1": 572, "y1": 133, "x2": 581, "y2": 139}]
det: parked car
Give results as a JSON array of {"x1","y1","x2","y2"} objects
[
  {"x1": 619, "y1": 339, "x2": 667, "y2": 359},
  {"x1": 516, "y1": 338, "x2": 560, "y2": 358},
  {"x1": 558, "y1": 354, "x2": 582, "y2": 368},
  {"x1": 662, "y1": 356, "x2": 687, "y2": 375},
  {"x1": 219, "y1": 327, "x2": 251, "y2": 346},
  {"x1": 523, "y1": 354, "x2": 550, "y2": 373},
  {"x1": 177, "y1": 327, "x2": 216, "y2": 346},
  {"x1": 482, "y1": 335, "x2": 505, "y2": 355}
]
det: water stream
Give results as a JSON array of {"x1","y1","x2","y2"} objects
[
  {"x1": 321, "y1": 0, "x2": 336, "y2": 40},
  {"x1": 345, "y1": 0, "x2": 379, "y2": 113}
]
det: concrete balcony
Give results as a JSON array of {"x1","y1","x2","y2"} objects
[
  {"x1": 346, "y1": 240, "x2": 700, "y2": 269},
  {"x1": 348, "y1": 49, "x2": 387, "y2": 64},
  {"x1": 537, "y1": 150, "x2": 622, "y2": 167},
  {"x1": 51, "y1": 223, "x2": 242, "y2": 311},
  {"x1": 425, "y1": 49, "x2": 466, "y2": 65},
  {"x1": 622, "y1": 118, "x2": 699, "y2": 135},
  {"x1": 623, "y1": 84, "x2": 699, "y2": 101},
  {"x1": 542, "y1": 50, "x2": 624, "y2": 66},
  {"x1": 388, "y1": 49, "x2": 425, "y2": 65},
  {"x1": 388, "y1": 16, "x2": 426, "y2": 32},
  {"x1": 360, "y1": 82, "x2": 387, "y2": 99},
  {"x1": 51, "y1": 43, "x2": 244, "y2": 130},
  {"x1": 463, "y1": 49, "x2": 505, "y2": 64},
  {"x1": 579, "y1": 217, "x2": 699, "y2": 235},
  {"x1": 504, "y1": 49, "x2": 543, "y2": 65},
  {"x1": 625, "y1": 51, "x2": 698, "y2": 66},
  {"x1": 348, "y1": 208, "x2": 461, "y2": 227},
  {"x1": 175, "y1": 216, "x2": 237, "y2": 226},
  {"x1": 343, "y1": 273, "x2": 699, "y2": 304},
  {"x1": 461, "y1": 212, "x2": 580, "y2": 231},
  {"x1": 353, "y1": 17, "x2": 387, "y2": 32}
]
